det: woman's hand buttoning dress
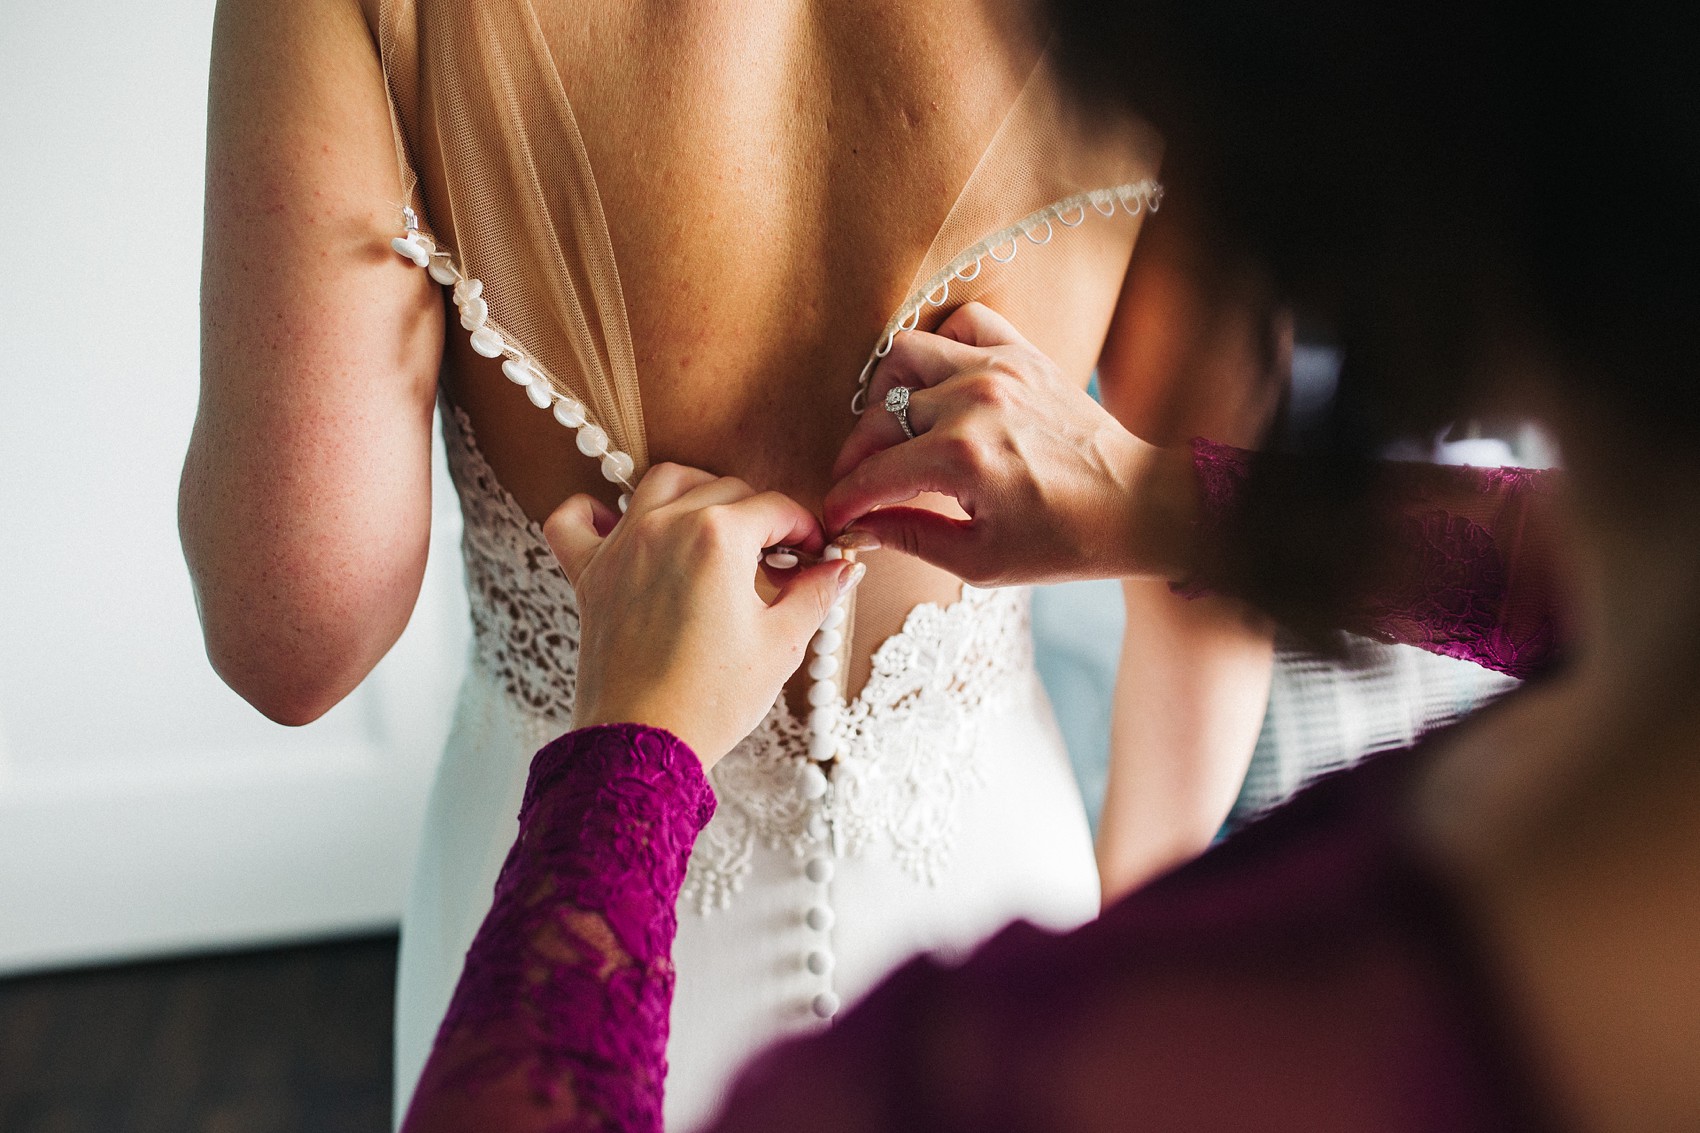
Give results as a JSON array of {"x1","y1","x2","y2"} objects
[
  {"x1": 402, "y1": 467, "x2": 862, "y2": 1132},
  {"x1": 403, "y1": 428, "x2": 1563, "y2": 1131},
  {"x1": 193, "y1": 1, "x2": 1275, "y2": 1122}
]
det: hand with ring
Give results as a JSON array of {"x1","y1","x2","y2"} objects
[
  {"x1": 884, "y1": 384, "x2": 918, "y2": 439},
  {"x1": 827, "y1": 302, "x2": 1200, "y2": 587}
]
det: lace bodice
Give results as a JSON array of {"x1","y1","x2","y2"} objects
[
  {"x1": 443, "y1": 403, "x2": 1037, "y2": 914},
  {"x1": 402, "y1": 449, "x2": 1565, "y2": 1133}
]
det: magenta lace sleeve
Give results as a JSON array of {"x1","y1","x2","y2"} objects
[
  {"x1": 1187, "y1": 438, "x2": 1562, "y2": 679},
  {"x1": 400, "y1": 724, "x2": 715, "y2": 1133}
]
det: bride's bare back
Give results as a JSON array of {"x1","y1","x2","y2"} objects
[
  {"x1": 434, "y1": 0, "x2": 1080, "y2": 498},
  {"x1": 446, "y1": 0, "x2": 1043, "y2": 490},
  {"x1": 376, "y1": 0, "x2": 1153, "y2": 692},
  {"x1": 188, "y1": 0, "x2": 1275, "y2": 894}
]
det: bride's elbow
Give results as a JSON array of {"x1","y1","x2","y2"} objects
[
  {"x1": 229, "y1": 667, "x2": 347, "y2": 728},
  {"x1": 200, "y1": 622, "x2": 366, "y2": 727},
  {"x1": 187, "y1": 566, "x2": 393, "y2": 727},
  {"x1": 180, "y1": 508, "x2": 418, "y2": 728},
  {"x1": 239, "y1": 683, "x2": 341, "y2": 728}
]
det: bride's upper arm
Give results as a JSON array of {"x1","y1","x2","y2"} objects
[
  {"x1": 1092, "y1": 205, "x2": 1281, "y2": 898},
  {"x1": 183, "y1": 0, "x2": 444, "y2": 725},
  {"x1": 1093, "y1": 201, "x2": 1284, "y2": 448}
]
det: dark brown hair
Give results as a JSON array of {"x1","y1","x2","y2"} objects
[{"x1": 1052, "y1": 0, "x2": 1700, "y2": 451}]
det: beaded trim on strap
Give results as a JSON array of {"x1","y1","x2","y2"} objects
[
  {"x1": 392, "y1": 212, "x2": 641, "y2": 510},
  {"x1": 850, "y1": 180, "x2": 1163, "y2": 412}
]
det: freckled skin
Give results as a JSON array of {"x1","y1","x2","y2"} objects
[
  {"x1": 190, "y1": 0, "x2": 1276, "y2": 891},
  {"x1": 415, "y1": 0, "x2": 1123, "y2": 696}
]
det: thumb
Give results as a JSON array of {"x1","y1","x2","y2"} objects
[
  {"x1": 934, "y1": 301, "x2": 1029, "y2": 349},
  {"x1": 846, "y1": 508, "x2": 981, "y2": 580},
  {"x1": 541, "y1": 494, "x2": 610, "y2": 586},
  {"x1": 768, "y1": 559, "x2": 862, "y2": 647}
]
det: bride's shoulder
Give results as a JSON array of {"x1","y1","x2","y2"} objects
[{"x1": 212, "y1": 0, "x2": 383, "y2": 64}]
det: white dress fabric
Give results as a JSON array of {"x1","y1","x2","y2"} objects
[
  {"x1": 392, "y1": 405, "x2": 1100, "y2": 1129},
  {"x1": 376, "y1": 11, "x2": 1155, "y2": 1122}
]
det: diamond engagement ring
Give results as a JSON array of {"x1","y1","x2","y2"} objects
[{"x1": 883, "y1": 384, "x2": 917, "y2": 439}]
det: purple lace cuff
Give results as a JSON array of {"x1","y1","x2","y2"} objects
[
  {"x1": 402, "y1": 724, "x2": 715, "y2": 1133},
  {"x1": 1173, "y1": 437, "x2": 1253, "y2": 600},
  {"x1": 1366, "y1": 465, "x2": 1557, "y2": 680},
  {"x1": 1169, "y1": 438, "x2": 1560, "y2": 680}
]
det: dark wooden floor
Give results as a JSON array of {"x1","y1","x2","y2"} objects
[{"x1": 0, "y1": 934, "x2": 396, "y2": 1133}]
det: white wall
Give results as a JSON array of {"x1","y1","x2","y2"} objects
[{"x1": 0, "y1": 1, "x2": 467, "y2": 973}]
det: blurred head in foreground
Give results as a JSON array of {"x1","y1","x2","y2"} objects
[
  {"x1": 1051, "y1": 1, "x2": 1700, "y2": 666},
  {"x1": 1054, "y1": 0, "x2": 1698, "y2": 484},
  {"x1": 1034, "y1": 10, "x2": 1699, "y2": 1126}
]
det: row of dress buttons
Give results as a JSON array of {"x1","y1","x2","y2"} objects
[
  {"x1": 801, "y1": 546, "x2": 852, "y2": 1018},
  {"x1": 390, "y1": 211, "x2": 639, "y2": 507},
  {"x1": 398, "y1": 205, "x2": 852, "y2": 1020}
]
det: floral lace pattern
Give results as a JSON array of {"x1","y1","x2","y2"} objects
[
  {"x1": 443, "y1": 403, "x2": 584, "y2": 724},
  {"x1": 400, "y1": 724, "x2": 713, "y2": 1133},
  {"x1": 684, "y1": 585, "x2": 1033, "y2": 913},
  {"x1": 442, "y1": 405, "x2": 1036, "y2": 916},
  {"x1": 1188, "y1": 438, "x2": 1559, "y2": 680},
  {"x1": 1372, "y1": 466, "x2": 1556, "y2": 680}
]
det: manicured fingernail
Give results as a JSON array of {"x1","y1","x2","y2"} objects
[
  {"x1": 835, "y1": 530, "x2": 882, "y2": 552},
  {"x1": 838, "y1": 562, "x2": 866, "y2": 595}
]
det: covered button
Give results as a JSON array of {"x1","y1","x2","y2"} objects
[
  {"x1": 600, "y1": 450, "x2": 635, "y2": 484},
  {"x1": 575, "y1": 423, "x2": 610, "y2": 458},
  {"x1": 552, "y1": 397, "x2": 587, "y2": 429}
]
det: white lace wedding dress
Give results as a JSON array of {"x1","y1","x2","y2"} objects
[
  {"x1": 392, "y1": 404, "x2": 1100, "y2": 1128},
  {"x1": 375, "y1": 3, "x2": 1163, "y2": 1124}
]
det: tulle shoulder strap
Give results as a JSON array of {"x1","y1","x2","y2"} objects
[
  {"x1": 855, "y1": 50, "x2": 1163, "y2": 410},
  {"x1": 913, "y1": 50, "x2": 1160, "y2": 289},
  {"x1": 377, "y1": 0, "x2": 649, "y2": 474}
]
